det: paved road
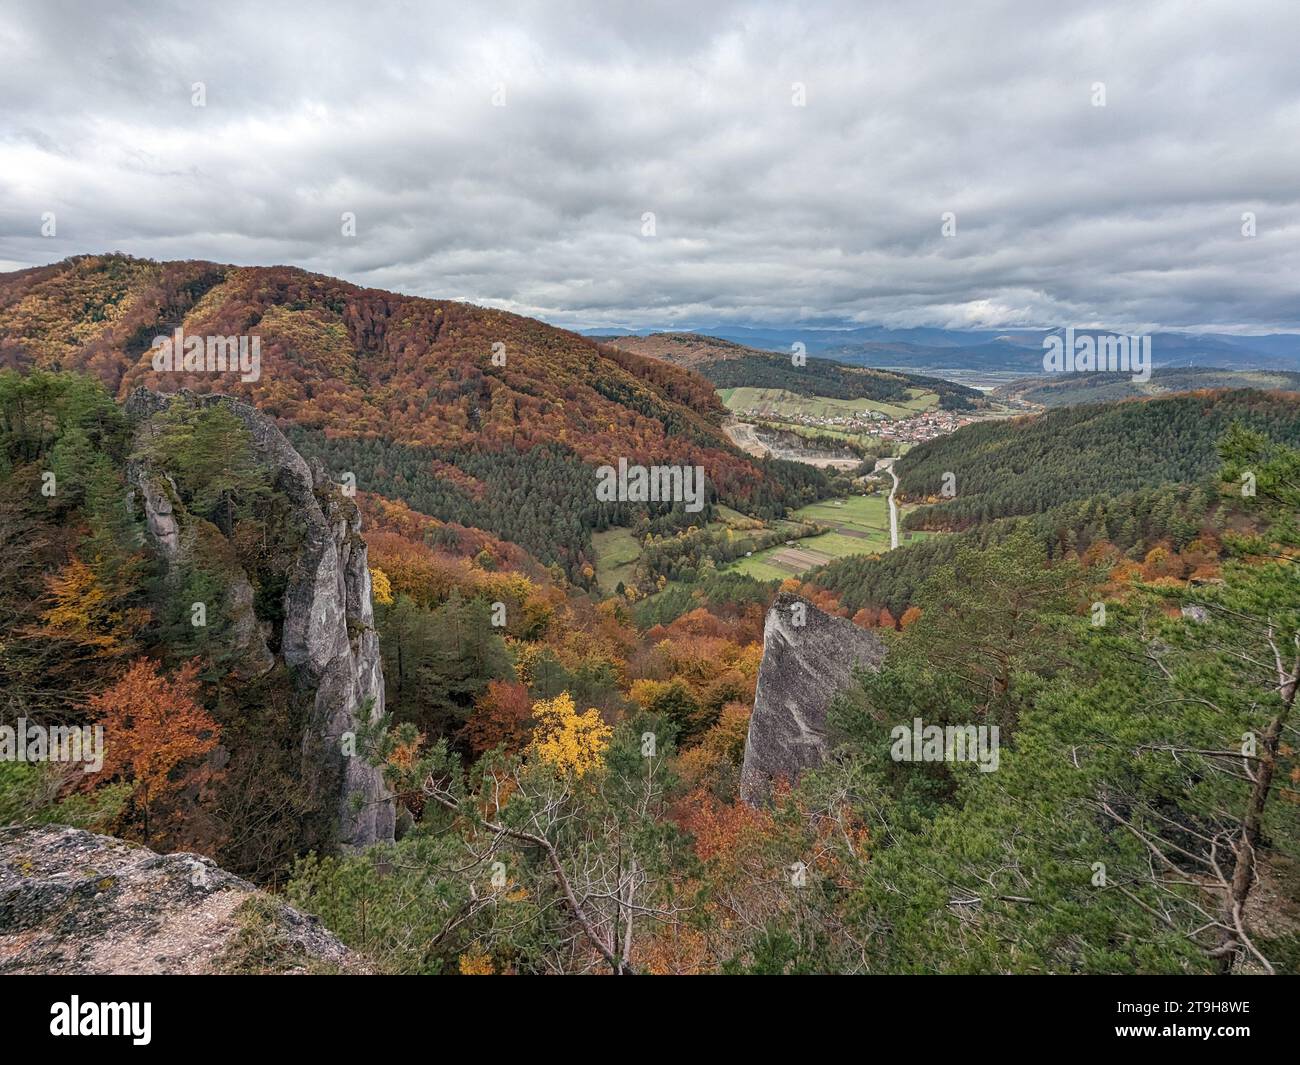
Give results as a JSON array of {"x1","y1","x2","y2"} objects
[{"x1": 875, "y1": 457, "x2": 900, "y2": 550}]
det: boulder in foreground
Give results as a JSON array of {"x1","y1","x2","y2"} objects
[
  {"x1": 739, "y1": 592, "x2": 887, "y2": 804},
  {"x1": 0, "y1": 825, "x2": 367, "y2": 974}
]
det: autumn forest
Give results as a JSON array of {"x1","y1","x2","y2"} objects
[{"x1": 0, "y1": 254, "x2": 1297, "y2": 977}]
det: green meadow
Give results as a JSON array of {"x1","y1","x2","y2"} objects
[{"x1": 720, "y1": 386, "x2": 938, "y2": 422}]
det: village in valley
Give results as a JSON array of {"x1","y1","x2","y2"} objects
[
  {"x1": 747, "y1": 403, "x2": 980, "y2": 445},
  {"x1": 722, "y1": 382, "x2": 998, "y2": 461}
]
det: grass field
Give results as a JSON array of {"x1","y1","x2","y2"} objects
[
  {"x1": 714, "y1": 503, "x2": 765, "y2": 527},
  {"x1": 794, "y1": 494, "x2": 890, "y2": 536},
  {"x1": 596, "y1": 493, "x2": 931, "y2": 590},
  {"x1": 591, "y1": 527, "x2": 642, "y2": 593},
  {"x1": 593, "y1": 507, "x2": 767, "y2": 592},
  {"x1": 722, "y1": 493, "x2": 932, "y2": 579},
  {"x1": 720, "y1": 386, "x2": 938, "y2": 422}
]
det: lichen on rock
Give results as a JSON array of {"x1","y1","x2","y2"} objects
[{"x1": 0, "y1": 824, "x2": 368, "y2": 974}]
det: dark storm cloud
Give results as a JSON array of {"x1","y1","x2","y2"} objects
[{"x1": 1, "y1": 0, "x2": 1297, "y2": 331}]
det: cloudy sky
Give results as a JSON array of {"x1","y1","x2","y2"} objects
[{"x1": 1, "y1": 0, "x2": 1298, "y2": 333}]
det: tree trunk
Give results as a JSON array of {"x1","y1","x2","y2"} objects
[{"x1": 1216, "y1": 664, "x2": 1295, "y2": 971}]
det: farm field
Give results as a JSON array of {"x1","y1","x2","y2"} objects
[
  {"x1": 722, "y1": 493, "x2": 929, "y2": 579},
  {"x1": 794, "y1": 494, "x2": 890, "y2": 537},
  {"x1": 596, "y1": 493, "x2": 932, "y2": 590},
  {"x1": 718, "y1": 386, "x2": 938, "y2": 422}
]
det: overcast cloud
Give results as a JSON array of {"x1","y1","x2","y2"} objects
[{"x1": 1, "y1": 0, "x2": 1298, "y2": 332}]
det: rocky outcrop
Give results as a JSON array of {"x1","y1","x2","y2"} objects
[
  {"x1": 125, "y1": 388, "x2": 395, "y2": 847},
  {"x1": 0, "y1": 825, "x2": 368, "y2": 974},
  {"x1": 740, "y1": 592, "x2": 888, "y2": 804},
  {"x1": 135, "y1": 471, "x2": 181, "y2": 556},
  {"x1": 129, "y1": 460, "x2": 276, "y2": 678}
]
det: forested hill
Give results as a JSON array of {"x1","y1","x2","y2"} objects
[
  {"x1": 703, "y1": 355, "x2": 982, "y2": 410},
  {"x1": 0, "y1": 255, "x2": 829, "y2": 579},
  {"x1": 598, "y1": 332, "x2": 984, "y2": 410},
  {"x1": 0, "y1": 255, "x2": 726, "y2": 460},
  {"x1": 994, "y1": 366, "x2": 1300, "y2": 408},
  {"x1": 802, "y1": 387, "x2": 1299, "y2": 620},
  {"x1": 895, "y1": 389, "x2": 1300, "y2": 530}
]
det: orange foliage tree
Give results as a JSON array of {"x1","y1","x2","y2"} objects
[
  {"x1": 87, "y1": 658, "x2": 220, "y2": 845},
  {"x1": 461, "y1": 679, "x2": 534, "y2": 756},
  {"x1": 851, "y1": 607, "x2": 879, "y2": 628}
]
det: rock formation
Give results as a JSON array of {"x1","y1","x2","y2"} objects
[
  {"x1": 740, "y1": 592, "x2": 888, "y2": 804},
  {"x1": 125, "y1": 388, "x2": 394, "y2": 847},
  {"x1": 0, "y1": 825, "x2": 367, "y2": 974}
]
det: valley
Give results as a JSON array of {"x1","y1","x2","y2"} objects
[
  {"x1": 605, "y1": 334, "x2": 1015, "y2": 470},
  {"x1": 721, "y1": 493, "x2": 917, "y2": 580},
  {"x1": 5, "y1": 0, "x2": 1300, "y2": 995},
  {"x1": 3, "y1": 256, "x2": 1298, "y2": 979},
  {"x1": 994, "y1": 366, "x2": 1300, "y2": 408}
]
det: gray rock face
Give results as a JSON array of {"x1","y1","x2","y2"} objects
[
  {"x1": 134, "y1": 470, "x2": 180, "y2": 557},
  {"x1": 0, "y1": 825, "x2": 368, "y2": 974},
  {"x1": 125, "y1": 388, "x2": 395, "y2": 847},
  {"x1": 740, "y1": 592, "x2": 888, "y2": 804}
]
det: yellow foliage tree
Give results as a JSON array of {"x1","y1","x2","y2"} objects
[
  {"x1": 526, "y1": 692, "x2": 611, "y2": 779},
  {"x1": 628, "y1": 677, "x2": 670, "y2": 709},
  {"x1": 38, "y1": 556, "x2": 145, "y2": 654},
  {"x1": 369, "y1": 566, "x2": 394, "y2": 606},
  {"x1": 40, "y1": 558, "x2": 120, "y2": 650}
]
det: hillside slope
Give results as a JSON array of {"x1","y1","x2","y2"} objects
[
  {"x1": 0, "y1": 256, "x2": 827, "y2": 576},
  {"x1": 802, "y1": 390, "x2": 1298, "y2": 622},
  {"x1": 994, "y1": 367, "x2": 1300, "y2": 408},
  {"x1": 589, "y1": 331, "x2": 756, "y2": 370},
  {"x1": 598, "y1": 331, "x2": 983, "y2": 410},
  {"x1": 895, "y1": 390, "x2": 1300, "y2": 530},
  {"x1": 0, "y1": 256, "x2": 727, "y2": 457}
]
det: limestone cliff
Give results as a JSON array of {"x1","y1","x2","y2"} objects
[
  {"x1": 739, "y1": 592, "x2": 888, "y2": 804},
  {"x1": 0, "y1": 825, "x2": 368, "y2": 974},
  {"x1": 125, "y1": 388, "x2": 394, "y2": 847}
]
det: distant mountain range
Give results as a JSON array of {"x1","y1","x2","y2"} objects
[{"x1": 586, "y1": 326, "x2": 1300, "y2": 373}]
